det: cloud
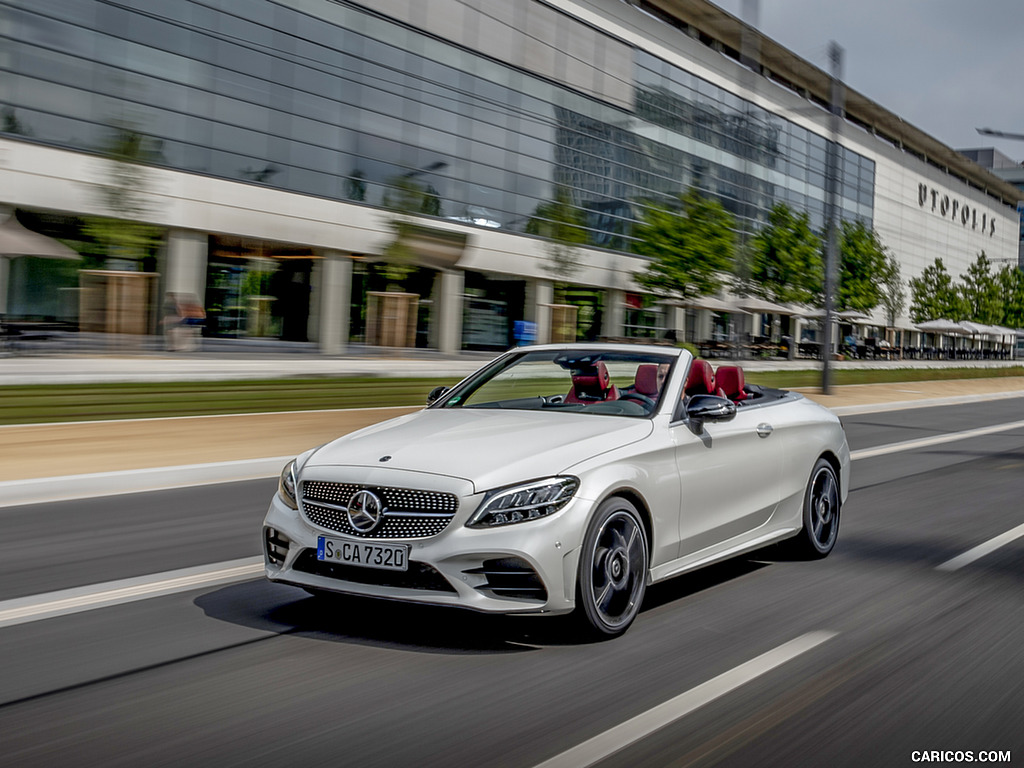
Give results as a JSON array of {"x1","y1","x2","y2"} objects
[{"x1": 708, "y1": 0, "x2": 1024, "y2": 161}]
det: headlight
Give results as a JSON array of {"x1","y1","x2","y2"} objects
[
  {"x1": 467, "y1": 477, "x2": 579, "y2": 528},
  {"x1": 278, "y1": 459, "x2": 298, "y2": 510}
]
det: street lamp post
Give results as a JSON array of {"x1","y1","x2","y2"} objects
[{"x1": 822, "y1": 41, "x2": 844, "y2": 395}]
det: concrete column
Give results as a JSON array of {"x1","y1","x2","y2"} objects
[
  {"x1": 696, "y1": 309, "x2": 713, "y2": 342},
  {"x1": 317, "y1": 251, "x2": 352, "y2": 355},
  {"x1": 529, "y1": 278, "x2": 554, "y2": 344},
  {"x1": 790, "y1": 317, "x2": 803, "y2": 359},
  {"x1": 604, "y1": 288, "x2": 625, "y2": 338},
  {"x1": 165, "y1": 229, "x2": 208, "y2": 298},
  {"x1": 436, "y1": 269, "x2": 465, "y2": 354},
  {"x1": 670, "y1": 303, "x2": 686, "y2": 342},
  {"x1": 0, "y1": 257, "x2": 9, "y2": 316}
]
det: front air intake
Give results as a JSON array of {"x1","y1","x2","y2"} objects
[
  {"x1": 264, "y1": 527, "x2": 291, "y2": 565},
  {"x1": 465, "y1": 558, "x2": 547, "y2": 601}
]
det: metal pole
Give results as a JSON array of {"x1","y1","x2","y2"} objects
[{"x1": 822, "y1": 41, "x2": 844, "y2": 394}]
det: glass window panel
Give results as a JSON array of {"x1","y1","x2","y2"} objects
[
  {"x1": 291, "y1": 88, "x2": 342, "y2": 126},
  {"x1": 211, "y1": 123, "x2": 268, "y2": 158},
  {"x1": 219, "y1": 13, "x2": 274, "y2": 48},
  {"x1": 288, "y1": 140, "x2": 338, "y2": 172},
  {"x1": 18, "y1": 13, "x2": 94, "y2": 58},
  {"x1": 12, "y1": 76, "x2": 95, "y2": 122},
  {"x1": 290, "y1": 114, "x2": 341, "y2": 150},
  {"x1": 27, "y1": 0, "x2": 97, "y2": 26},
  {"x1": 216, "y1": 42, "x2": 273, "y2": 81},
  {"x1": 7, "y1": 41, "x2": 89, "y2": 89},
  {"x1": 128, "y1": 12, "x2": 190, "y2": 56},
  {"x1": 210, "y1": 95, "x2": 269, "y2": 134}
]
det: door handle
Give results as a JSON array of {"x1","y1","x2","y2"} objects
[{"x1": 756, "y1": 423, "x2": 774, "y2": 438}]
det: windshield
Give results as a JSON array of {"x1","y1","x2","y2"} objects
[{"x1": 437, "y1": 348, "x2": 677, "y2": 418}]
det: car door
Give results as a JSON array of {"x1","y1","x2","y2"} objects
[{"x1": 671, "y1": 402, "x2": 783, "y2": 559}]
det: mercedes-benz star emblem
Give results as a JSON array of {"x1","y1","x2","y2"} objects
[{"x1": 347, "y1": 489, "x2": 384, "y2": 533}]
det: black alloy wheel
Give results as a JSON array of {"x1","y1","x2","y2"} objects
[
  {"x1": 790, "y1": 458, "x2": 840, "y2": 559},
  {"x1": 575, "y1": 497, "x2": 649, "y2": 638}
]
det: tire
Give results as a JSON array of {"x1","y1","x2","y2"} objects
[
  {"x1": 574, "y1": 497, "x2": 649, "y2": 639},
  {"x1": 788, "y1": 458, "x2": 840, "y2": 559}
]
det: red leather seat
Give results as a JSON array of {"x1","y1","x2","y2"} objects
[
  {"x1": 684, "y1": 359, "x2": 716, "y2": 396},
  {"x1": 566, "y1": 361, "x2": 619, "y2": 403},
  {"x1": 632, "y1": 364, "x2": 660, "y2": 397},
  {"x1": 715, "y1": 365, "x2": 748, "y2": 401}
]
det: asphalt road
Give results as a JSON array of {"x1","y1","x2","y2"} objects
[{"x1": 0, "y1": 400, "x2": 1022, "y2": 767}]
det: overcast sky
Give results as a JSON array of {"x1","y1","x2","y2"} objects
[{"x1": 708, "y1": 0, "x2": 1024, "y2": 165}]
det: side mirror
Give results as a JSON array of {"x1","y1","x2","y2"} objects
[
  {"x1": 426, "y1": 385, "x2": 449, "y2": 406},
  {"x1": 685, "y1": 394, "x2": 736, "y2": 432}
]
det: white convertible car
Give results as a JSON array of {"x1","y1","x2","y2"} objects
[{"x1": 263, "y1": 343, "x2": 849, "y2": 638}]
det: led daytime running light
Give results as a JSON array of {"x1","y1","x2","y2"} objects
[{"x1": 468, "y1": 477, "x2": 578, "y2": 528}]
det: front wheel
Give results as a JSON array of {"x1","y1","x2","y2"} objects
[
  {"x1": 574, "y1": 497, "x2": 649, "y2": 639},
  {"x1": 787, "y1": 458, "x2": 840, "y2": 559}
]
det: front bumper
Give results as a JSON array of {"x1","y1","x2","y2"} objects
[{"x1": 262, "y1": 479, "x2": 590, "y2": 616}]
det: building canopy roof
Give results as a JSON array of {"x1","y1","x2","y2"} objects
[{"x1": 633, "y1": 0, "x2": 1022, "y2": 208}]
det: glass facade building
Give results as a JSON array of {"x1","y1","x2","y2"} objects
[
  {"x1": 2, "y1": 0, "x2": 1015, "y2": 353},
  {"x1": 1, "y1": 0, "x2": 873, "y2": 247}
]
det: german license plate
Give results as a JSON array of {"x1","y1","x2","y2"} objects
[{"x1": 317, "y1": 536, "x2": 409, "y2": 572}]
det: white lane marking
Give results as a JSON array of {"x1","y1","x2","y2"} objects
[
  {"x1": 937, "y1": 521, "x2": 1024, "y2": 572},
  {"x1": 0, "y1": 557, "x2": 263, "y2": 629},
  {"x1": 850, "y1": 418, "x2": 1024, "y2": 461},
  {"x1": 0, "y1": 457, "x2": 292, "y2": 508},
  {"x1": 533, "y1": 631, "x2": 837, "y2": 768}
]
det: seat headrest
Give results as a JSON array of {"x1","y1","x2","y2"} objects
[
  {"x1": 684, "y1": 359, "x2": 715, "y2": 396},
  {"x1": 716, "y1": 365, "x2": 747, "y2": 401},
  {"x1": 571, "y1": 361, "x2": 612, "y2": 399},
  {"x1": 633, "y1": 364, "x2": 659, "y2": 396}
]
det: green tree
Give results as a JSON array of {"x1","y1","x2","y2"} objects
[
  {"x1": 2, "y1": 106, "x2": 32, "y2": 136},
  {"x1": 632, "y1": 188, "x2": 735, "y2": 302},
  {"x1": 997, "y1": 265, "x2": 1024, "y2": 328},
  {"x1": 879, "y1": 253, "x2": 906, "y2": 328},
  {"x1": 747, "y1": 203, "x2": 822, "y2": 305},
  {"x1": 378, "y1": 175, "x2": 441, "y2": 286},
  {"x1": 909, "y1": 258, "x2": 965, "y2": 322},
  {"x1": 526, "y1": 186, "x2": 588, "y2": 298},
  {"x1": 837, "y1": 220, "x2": 889, "y2": 313},
  {"x1": 83, "y1": 123, "x2": 164, "y2": 267},
  {"x1": 958, "y1": 252, "x2": 1003, "y2": 324}
]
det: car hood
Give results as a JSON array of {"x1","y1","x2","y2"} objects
[{"x1": 303, "y1": 408, "x2": 653, "y2": 493}]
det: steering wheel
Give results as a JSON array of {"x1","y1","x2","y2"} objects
[{"x1": 617, "y1": 392, "x2": 656, "y2": 411}]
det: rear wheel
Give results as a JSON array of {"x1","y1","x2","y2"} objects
[
  {"x1": 574, "y1": 497, "x2": 649, "y2": 639},
  {"x1": 788, "y1": 458, "x2": 840, "y2": 559}
]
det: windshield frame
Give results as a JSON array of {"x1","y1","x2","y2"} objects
[{"x1": 429, "y1": 345, "x2": 682, "y2": 419}]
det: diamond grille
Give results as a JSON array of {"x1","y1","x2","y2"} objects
[{"x1": 301, "y1": 481, "x2": 458, "y2": 539}]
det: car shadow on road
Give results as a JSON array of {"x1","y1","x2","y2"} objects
[
  {"x1": 641, "y1": 559, "x2": 770, "y2": 612},
  {"x1": 196, "y1": 558, "x2": 775, "y2": 652},
  {"x1": 195, "y1": 579, "x2": 552, "y2": 654}
]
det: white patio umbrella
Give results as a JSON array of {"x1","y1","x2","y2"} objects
[
  {"x1": 915, "y1": 318, "x2": 970, "y2": 352},
  {"x1": 683, "y1": 296, "x2": 751, "y2": 314},
  {"x1": 0, "y1": 214, "x2": 81, "y2": 260},
  {"x1": 736, "y1": 296, "x2": 796, "y2": 314},
  {"x1": 795, "y1": 306, "x2": 827, "y2": 319},
  {"x1": 914, "y1": 319, "x2": 969, "y2": 334},
  {"x1": 837, "y1": 309, "x2": 873, "y2": 323}
]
